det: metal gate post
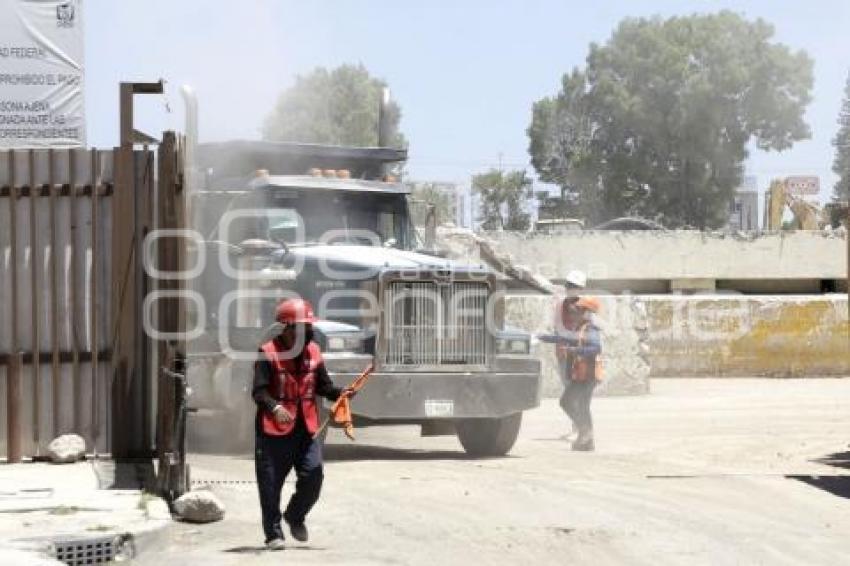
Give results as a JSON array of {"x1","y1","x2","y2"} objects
[
  {"x1": 6, "y1": 353, "x2": 23, "y2": 463},
  {"x1": 110, "y1": 81, "x2": 163, "y2": 460}
]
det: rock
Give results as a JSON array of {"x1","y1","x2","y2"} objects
[
  {"x1": 46, "y1": 434, "x2": 86, "y2": 464},
  {"x1": 174, "y1": 490, "x2": 225, "y2": 523}
]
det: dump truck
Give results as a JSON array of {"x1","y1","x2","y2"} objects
[{"x1": 185, "y1": 139, "x2": 542, "y2": 456}]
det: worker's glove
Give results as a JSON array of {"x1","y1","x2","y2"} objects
[{"x1": 272, "y1": 404, "x2": 294, "y2": 424}]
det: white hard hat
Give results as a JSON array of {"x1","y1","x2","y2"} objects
[{"x1": 564, "y1": 270, "x2": 587, "y2": 289}]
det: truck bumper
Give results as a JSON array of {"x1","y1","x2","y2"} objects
[{"x1": 323, "y1": 355, "x2": 542, "y2": 420}]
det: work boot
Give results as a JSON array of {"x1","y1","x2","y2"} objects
[
  {"x1": 265, "y1": 537, "x2": 285, "y2": 551},
  {"x1": 572, "y1": 430, "x2": 595, "y2": 452},
  {"x1": 284, "y1": 512, "x2": 309, "y2": 542},
  {"x1": 572, "y1": 438, "x2": 595, "y2": 451}
]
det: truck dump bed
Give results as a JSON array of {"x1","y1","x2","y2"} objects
[{"x1": 196, "y1": 140, "x2": 407, "y2": 190}]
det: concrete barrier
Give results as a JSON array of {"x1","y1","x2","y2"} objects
[
  {"x1": 450, "y1": 228, "x2": 848, "y2": 388},
  {"x1": 486, "y1": 230, "x2": 847, "y2": 283},
  {"x1": 505, "y1": 294, "x2": 849, "y2": 398},
  {"x1": 646, "y1": 295, "x2": 849, "y2": 378}
]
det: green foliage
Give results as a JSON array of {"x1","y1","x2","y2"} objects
[
  {"x1": 833, "y1": 71, "x2": 850, "y2": 200},
  {"x1": 528, "y1": 71, "x2": 600, "y2": 221},
  {"x1": 528, "y1": 12, "x2": 813, "y2": 229},
  {"x1": 472, "y1": 169, "x2": 532, "y2": 230},
  {"x1": 263, "y1": 64, "x2": 406, "y2": 148}
]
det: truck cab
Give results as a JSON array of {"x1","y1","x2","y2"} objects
[{"x1": 187, "y1": 141, "x2": 542, "y2": 456}]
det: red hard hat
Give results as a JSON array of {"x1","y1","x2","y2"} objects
[{"x1": 275, "y1": 298, "x2": 317, "y2": 325}]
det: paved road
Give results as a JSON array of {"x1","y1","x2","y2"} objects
[{"x1": 134, "y1": 379, "x2": 850, "y2": 565}]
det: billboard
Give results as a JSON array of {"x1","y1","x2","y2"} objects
[
  {"x1": 0, "y1": 0, "x2": 85, "y2": 147},
  {"x1": 784, "y1": 176, "x2": 820, "y2": 197}
]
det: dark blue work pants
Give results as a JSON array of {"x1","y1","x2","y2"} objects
[{"x1": 254, "y1": 420, "x2": 324, "y2": 543}]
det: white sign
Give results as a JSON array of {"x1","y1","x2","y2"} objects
[
  {"x1": 424, "y1": 400, "x2": 454, "y2": 418},
  {"x1": 0, "y1": 0, "x2": 85, "y2": 147},
  {"x1": 784, "y1": 176, "x2": 820, "y2": 197}
]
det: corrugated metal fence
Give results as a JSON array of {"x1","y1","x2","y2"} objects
[
  {"x1": 1, "y1": 129, "x2": 190, "y2": 469},
  {"x1": 0, "y1": 148, "x2": 114, "y2": 458}
]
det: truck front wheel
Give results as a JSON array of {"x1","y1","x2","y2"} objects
[{"x1": 455, "y1": 412, "x2": 522, "y2": 457}]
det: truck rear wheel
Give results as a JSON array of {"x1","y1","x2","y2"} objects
[{"x1": 455, "y1": 412, "x2": 522, "y2": 457}]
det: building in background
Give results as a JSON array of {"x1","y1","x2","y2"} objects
[{"x1": 727, "y1": 175, "x2": 759, "y2": 230}]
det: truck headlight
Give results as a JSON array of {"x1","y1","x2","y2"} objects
[
  {"x1": 326, "y1": 335, "x2": 364, "y2": 353},
  {"x1": 497, "y1": 338, "x2": 530, "y2": 354}
]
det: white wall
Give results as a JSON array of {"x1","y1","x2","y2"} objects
[{"x1": 485, "y1": 230, "x2": 847, "y2": 282}]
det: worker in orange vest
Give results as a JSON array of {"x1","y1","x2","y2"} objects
[
  {"x1": 252, "y1": 298, "x2": 354, "y2": 550},
  {"x1": 539, "y1": 271, "x2": 603, "y2": 451},
  {"x1": 550, "y1": 270, "x2": 585, "y2": 438}
]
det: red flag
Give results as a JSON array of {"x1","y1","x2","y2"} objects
[{"x1": 325, "y1": 363, "x2": 374, "y2": 440}]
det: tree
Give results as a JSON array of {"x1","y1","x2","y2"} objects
[
  {"x1": 408, "y1": 182, "x2": 456, "y2": 225},
  {"x1": 263, "y1": 64, "x2": 406, "y2": 148},
  {"x1": 473, "y1": 169, "x2": 531, "y2": 230},
  {"x1": 528, "y1": 12, "x2": 814, "y2": 229},
  {"x1": 528, "y1": 70, "x2": 602, "y2": 222},
  {"x1": 833, "y1": 70, "x2": 850, "y2": 201}
]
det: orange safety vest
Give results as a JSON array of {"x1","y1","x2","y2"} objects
[
  {"x1": 570, "y1": 321, "x2": 604, "y2": 382},
  {"x1": 259, "y1": 339, "x2": 322, "y2": 436}
]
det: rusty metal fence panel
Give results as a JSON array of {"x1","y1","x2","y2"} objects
[{"x1": 0, "y1": 148, "x2": 114, "y2": 460}]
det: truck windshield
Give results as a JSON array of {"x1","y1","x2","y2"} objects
[{"x1": 227, "y1": 188, "x2": 413, "y2": 249}]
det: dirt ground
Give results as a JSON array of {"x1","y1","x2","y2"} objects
[{"x1": 134, "y1": 379, "x2": 850, "y2": 565}]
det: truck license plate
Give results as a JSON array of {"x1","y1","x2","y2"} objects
[{"x1": 424, "y1": 400, "x2": 454, "y2": 417}]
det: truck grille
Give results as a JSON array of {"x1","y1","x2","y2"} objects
[{"x1": 383, "y1": 280, "x2": 488, "y2": 367}]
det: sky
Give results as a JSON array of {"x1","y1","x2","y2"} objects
[{"x1": 84, "y1": 0, "x2": 850, "y2": 198}]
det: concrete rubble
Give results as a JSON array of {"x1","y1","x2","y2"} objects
[
  {"x1": 436, "y1": 225, "x2": 557, "y2": 293},
  {"x1": 46, "y1": 434, "x2": 87, "y2": 464},
  {"x1": 173, "y1": 490, "x2": 226, "y2": 523},
  {"x1": 437, "y1": 225, "x2": 651, "y2": 396}
]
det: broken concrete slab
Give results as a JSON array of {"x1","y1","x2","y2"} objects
[
  {"x1": 436, "y1": 226, "x2": 651, "y2": 396},
  {"x1": 173, "y1": 490, "x2": 225, "y2": 523}
]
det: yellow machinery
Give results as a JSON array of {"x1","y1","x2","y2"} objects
[{"x1": 764, "y1": 179, "x2": 825, "y2": 230}]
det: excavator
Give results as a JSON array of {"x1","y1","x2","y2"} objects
[{"x1": 765, "y1": 178, "x2": 831, "y2": 230}]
